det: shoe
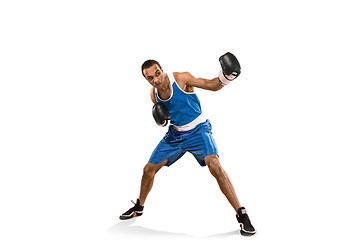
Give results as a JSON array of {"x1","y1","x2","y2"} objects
[
  {"x1": 119, "y1": 199, "x2": 144, "y2": 220},
  {"x1": 236, "y1": 207, "x2": 256, "y2": 236}
]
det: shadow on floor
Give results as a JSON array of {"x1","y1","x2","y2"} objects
[{"x1": 107, "y1": 218, "x2": 239, "y2": 239}]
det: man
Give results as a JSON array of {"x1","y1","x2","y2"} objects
[{"x1": 119, "y1": 53, "x2": 256, "y2": 236}]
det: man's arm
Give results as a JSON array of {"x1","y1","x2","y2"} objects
[
  {"x1": 180, "y1": 52, "x2": 241, "y2": 91},
  {"x1": 180, "y1": 72, "x2": 224, "y2": 91},
  {"x1": 150, "y1": 87, "x2": 157, "y2": 104}
]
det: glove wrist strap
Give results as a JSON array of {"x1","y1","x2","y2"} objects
[{"x1": 218, "y1": 71, "x2": 231, "y2": 85}]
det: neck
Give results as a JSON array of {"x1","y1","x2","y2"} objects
[{"x1": 158, "y1": 73, "x2": 171, "y2": 92}]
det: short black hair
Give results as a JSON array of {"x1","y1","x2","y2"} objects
[{"x1": 141, "y1": 59, "x2": 162, "y2": 77}]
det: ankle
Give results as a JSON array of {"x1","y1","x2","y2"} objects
[
  {"x1": 138, "y1": 198, "x2": 145, "y2": 206},
  {"x1": 237, "y1": 207, "x2": 247, "y2": 215}
]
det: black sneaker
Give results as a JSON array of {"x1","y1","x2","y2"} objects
[
  {"x1": 119, "y1": 199, "x2": 144, "y2": 220},
  {"x1": 236, "y1": 207, "x2": 256, "y2": 236}
]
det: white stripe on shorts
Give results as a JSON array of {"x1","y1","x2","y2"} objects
[{"x1": 171, "y1": 113, "x2": 206, "y2": 131}]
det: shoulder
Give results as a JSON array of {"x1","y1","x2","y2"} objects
[
  {"x1": 173, "y1": 72, "x2": 195, "y2": 82},
  {"x1": 173, "y1": 72, "x2": 195, "y2": 93}
]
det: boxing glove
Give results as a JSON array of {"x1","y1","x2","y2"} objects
[
  {"x1": 218, "y1": 52, "x2": 241, "y2": 85},
  {"x1": 152, "y1": 102, "x2": 170, "y2": 126}
]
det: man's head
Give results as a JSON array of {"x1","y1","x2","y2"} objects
[{"x1": 141, "y1": 60, "x2": 165, "y2": 88}]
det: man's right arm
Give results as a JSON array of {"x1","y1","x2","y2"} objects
[{"x1": 150, "y1": 87, "x2": 157, "y2": 104}]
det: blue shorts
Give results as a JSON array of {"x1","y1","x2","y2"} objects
[{"x1": 149, "y1": 119, "x2": 218, "y2": 167}]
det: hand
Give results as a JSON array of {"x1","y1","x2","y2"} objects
[{"x1": 218, "y1": 52, "x2": 241, "y2": 85}]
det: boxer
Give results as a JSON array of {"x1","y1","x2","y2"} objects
[{"x1": 120, "y1": 53, "x2": 255, "y2": 236}]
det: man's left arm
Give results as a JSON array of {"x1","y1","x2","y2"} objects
[
  {"x1": 184, "y1": 73, "x2": 224, "y2": 91},
  {"x1": 185, "y1": 52, "x2": 241, "y2": 91}
]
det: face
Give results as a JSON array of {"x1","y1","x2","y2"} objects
[{"x1": 143, "y1": 64, "x2": 164, "y2": 88}]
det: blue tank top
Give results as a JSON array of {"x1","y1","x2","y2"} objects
[{"x1": 155, "y1": 73, "x2": 202, "y2": 126}]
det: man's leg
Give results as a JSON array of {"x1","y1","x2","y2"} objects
[
  {"x1": 120, "y1": 159, "x2": 168, "y2": 220},
  {"x1": 204, "y1": 154, "x2": 256, "y2": 235},
  {"x1": 204, "y1": 154, "x2": 241, "y2": 212},
  {"x1": 138, "y1": 159, "x2": 168, "y2": 205}
]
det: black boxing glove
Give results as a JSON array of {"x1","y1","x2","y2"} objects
[
  {"x1": 152, "y1": 102, "x2": 170, "y2": 127},
  {"x1": 218, "y1": 52, "x2": 241, "y2": 85}
]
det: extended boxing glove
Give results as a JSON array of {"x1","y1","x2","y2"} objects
[
  {"x1": 218, "y1": 52, "x2": 241, "y2": 85},
  {"x1": 152, "y1": 102, "x2": 170, "y2": 126}
]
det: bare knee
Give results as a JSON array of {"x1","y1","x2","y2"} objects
[
  {"x1": 143, "y1": 160, "x2": 167, "y2": 177},
  {"x1": 204, "y1": 155, "x2": 224, "y2": 178},
  {"x1": 143, "y1": 164, "x2": 156, "y2": 177}
]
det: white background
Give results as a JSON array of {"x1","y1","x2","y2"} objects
[{"x1": 1, "y1": 0, "x2": 359, "y2": 239}]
